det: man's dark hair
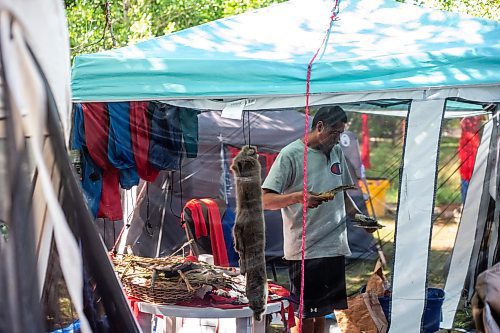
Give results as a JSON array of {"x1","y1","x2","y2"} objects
[{"x1": 312, "y1": 105, "x2": 348, "y2": 129}]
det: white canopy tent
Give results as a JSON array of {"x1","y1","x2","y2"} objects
[{"x1": 71, "y1": 0, "x2": 500, "y2": 331}]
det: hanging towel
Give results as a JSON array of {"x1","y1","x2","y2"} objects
[
  {"x1": 148, "y1": 102, "x2": 183, "y2": 170},
  {"x1": 179, "y1": 108, "x2": 200, "y2": 158},
  {"x1": 82, "y1": 103, "x2": 122, "y2": 220},
  {"x1": 107, "y1": 102, "x2": 140, "y2": 189},
  {"x1": 72, "y1": 104, "x2": 102, "y2": 218},
  {"x1": 182, "y1": 199, "x2": 230, "y2": 267},
  {"x1": 129, "y1": 101, "x2": 159, "y2": 181},
  {"x1": 182, "y1": 199, "x2": 208, "y2": 239},
  {"x1": 200, "y1": 199, "x2": 229, "y2": 267}
]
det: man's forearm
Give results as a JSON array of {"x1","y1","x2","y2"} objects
[{"x1": 262, "y1": 190, "x2": 300, "y2": 210}]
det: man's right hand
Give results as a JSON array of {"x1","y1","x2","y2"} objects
[{"x1": 304, "y1": 191, "x2": 327, "y2": 208}]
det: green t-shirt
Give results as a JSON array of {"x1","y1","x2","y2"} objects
[{"x1": 262, "y1": 139, "x2": 354, "y2": 260}]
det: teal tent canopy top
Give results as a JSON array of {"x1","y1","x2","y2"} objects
[{"x1": 71, "y1": 0, "x2": 500, "y2": 102}]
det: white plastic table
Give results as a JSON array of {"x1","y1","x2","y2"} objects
[{"x1": 137, "y1": 300, "x2": 288, "y2": 333}]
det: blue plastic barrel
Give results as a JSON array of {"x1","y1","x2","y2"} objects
[
  {"x1": 378, "y1": 288, "x2": 445, "y2": 333},
  {"x1": 50, "y1": 320, "x2": 80, "y2": 333}
]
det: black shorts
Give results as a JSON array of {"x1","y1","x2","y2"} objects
[{"x1": 288, "y1": 256, "x2": 347, "y2": 318}]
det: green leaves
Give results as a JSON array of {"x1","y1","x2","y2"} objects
[
  {"x1": 399, "y1": 0, "x2": 499, "y2": 20},
  {"x1": 66, "y1": 0, "x2": 286, "y2": 60}
]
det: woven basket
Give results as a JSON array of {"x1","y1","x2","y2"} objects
[
  {"x1": 111, "y1": 254, "x2": 239, "y2": 304},
  {"x1": 122, "y1": 275, "x2": 197, "y2": 304}
]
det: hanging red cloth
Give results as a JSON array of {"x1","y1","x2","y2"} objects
[
  {"x1": 181, "y1": 199, "x2": 208, "y2": 239},
  {"x1": 200, "y1": 199, "x2": 229, "y2": 267},
  {"x1": 82, "y1": 103, "x2": 122, "y2": 220},
  {"x1": 458, "y1": 116, "x2": 482, "y2": 181},
  {"x1": 129, "y1": 101, "x2": 160, "y2": 182},
  {"x1": 360, "y1": 114, "x2": 371, "y2": 169},
  {"x1": 181, "y1": 199, "x2": 229, "y2": 267}
]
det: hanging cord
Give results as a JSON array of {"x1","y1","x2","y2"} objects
[
  {"x1": 169, "y1": 163, "x2": 183, "y2": 219},
  {"x1": 247, "y1": 111, "x2": 251, "y2": 147},
  {"x1": 299, "y1": 1, "x2": 340, "y2": 331},
  {"x1": 242, "y1": 110, "x2": 252, "y2": 147},
  {"x1": 145, "y1": 182, "x2": 154, "y2": 236}
]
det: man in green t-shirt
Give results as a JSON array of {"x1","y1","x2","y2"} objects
[{"x1": 262, "y1": 105, "x2": 372, "y2": 333}]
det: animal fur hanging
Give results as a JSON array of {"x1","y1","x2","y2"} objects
[{"x1": 231, "y1": 145, "x2": 268, "y2": 321}]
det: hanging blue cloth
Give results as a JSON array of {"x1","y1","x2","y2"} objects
[
  {"x1": 72, "y1": 104, "x2": 102, "y2": 218},
  {"x1": 107, "y1": 102, "x2": 140, "y2": 189}
]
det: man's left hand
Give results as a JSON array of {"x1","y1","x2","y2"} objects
[{"x1": 352, "y1": 214, "x2": 384, "y2": 233}]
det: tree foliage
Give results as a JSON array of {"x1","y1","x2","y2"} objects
[
  {"x1": 399, "y1": 0, "x2": 499, "y2": 19},
  {"x1": 65, "y1": 0, "x2": 286, "y2": 59}
]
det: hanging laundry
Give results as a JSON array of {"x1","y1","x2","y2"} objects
[
  {"x1": 181, "y1": 199, "x2": 230, "y2": 267},
  {"x1": 200, "y1": 198, "x2": 230, "y2": 267},
  {"x1": 72, "y1": 104, "x2": 102, "y2": 218},
  {"x1": 179, "y1": 107, "x2": 201, "y2": 158},
  {"x1": 129, "y1": 101, "x2": 159, "y2": 181},
  {"x1": 148, "y1": 102, "x2": 200, "y2": 170},
  {"x1": 181, "y1": 199, "x2": 208, "y2": 239},
  {"x1": 107, "y1": 102, "x2": 140, "y2": 189},
  {"x1": 148, "y1": 102, "x2": 183, "y2": 170},
  {"x1": 82, "y1": 102, "x2": 122, "y2": 221}
]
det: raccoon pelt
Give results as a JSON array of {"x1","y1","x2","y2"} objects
[{"x1": 231, "y1": 145, "x2": 268, "y2": 321}]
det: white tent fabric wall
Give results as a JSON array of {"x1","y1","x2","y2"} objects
[
  {"x1": 487, "y1": 132, "x2": 500, "y2": 268},
  {"x1": 389, "y1": 99, "x2": 445, "y2": 332},
  {"x1": 464, "y1": 120, "x2": 498, "y2": 300},
  {"x1": 441, "y1": 117, "x2": 496, "y2": 328}
]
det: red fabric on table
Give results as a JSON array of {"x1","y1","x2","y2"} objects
[
  {"x1": 200, "y1": 199, "x2": 229, "y2": 267},
  {"x1": 129, "y1": 101, "x2": 160, "y2": 182},
  {"x1": 82, "y1": 103, "x2": 122, "y2": 220},
  {"x1": 268, "y1": 283, "x2": 295, "y2": 329}
]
